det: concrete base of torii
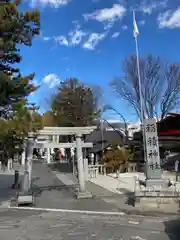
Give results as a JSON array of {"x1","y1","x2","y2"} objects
[
  {"x1": 17, "y1": 193, "x2": 34, "y2": 206},
  {"x1": 75, "y1": 191, "x2": 92, "y2": 199}
]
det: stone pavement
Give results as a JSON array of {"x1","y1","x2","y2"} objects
[
  {"x1": 0, "y1": 170, "x2": 23, "y2": 207},
  {"x1": 86, "y1": 181, "x2": 180, "y2": 216},
  {"x1": 87, "y1": 172, "x2": 180, "y2": 215},
  {"x1": 31, "y1": 162, "x2": 120, "y2": 212},
  {"x1": 41, "y1": 162, "x2": 180, "y2": 216},
  {"x1": 89, "y1": 172, "x2": 180, "y2": 195},
  {"x1": 0, "y1": 208, "x2": 179, "y2": 239},
  {"x1": 89, "y1": 174, "x2": 134, "y2": 194},
  {"x1": 1, "y1": 161, "x2": 179, "y2": 216}
]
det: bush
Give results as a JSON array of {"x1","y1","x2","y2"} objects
[{"x1": 103, "y1": 145, "x2": 133, "y2": 173}]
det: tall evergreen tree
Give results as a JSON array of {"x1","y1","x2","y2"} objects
[
  {"x1": 0, "y1": 0, "x2": 40, "y2": 73},
  {"x1": 0, "y1": 0, "x2": 41, "y2": 157},
  {"x1": 0, "y1": 0, "x2": 40, "y2": 118},
  {"x1": 51, "y1": 78, "x2": 101, "y2": 127}
]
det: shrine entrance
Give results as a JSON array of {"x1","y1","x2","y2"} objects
[
  {"x1": 22, "y1": 126, "x2": 96, "y2": 198},
  {"x1": 36, "y1": 139, "x2": 93, "y2": 175}
]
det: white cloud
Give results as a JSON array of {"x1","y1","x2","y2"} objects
[
  {"x1": 32, "y1": 79, "x2": 39, "y2": 86},
  {"x1": 111, "y1": 32, "x2": 120, "y2": 38},
  {"x1": 84, "y1": 4, "x2": 126, "y2": 30},
  {"x1": 69, "y1": 29, "x2": 87, "y2": 45},
  {"x1": 54, "y1": 36, "x2": 69, "y2": 46},
  {"x1": 139, "y1": 0, "x2": 168, "y2": 14},
  {"x1": 38, "y1": 31, "x2": 51, "y2": 42},
  {"x1": 30, "y1": 79, "x2": 39, "y2": 96},
  {"x1": 47, "y1": 24, "x2": 106, "y2": 50},
  {"x1": 43, "y1": 37, "x2": 50, "y2": 41},
  {"x1": 122, "y1": 25, "x2": 128, "y2": 30},
  {"x1": 54, "y1": 24, "x2": 87, "y2": 47},
  {"x1": 84, "y1": 4, "x2": 125, "y2": 22},
  {"x1": 139, "y1": 20, "x2": 145, "y2": 26},
  {"x1": 83, "y1": 32, "x2": 106, "y2": 50},
  {"x1": 103, "y1": 21, "x2": 115, "y2": 30},
  {"x1": 157, "y1": 7, "x2": 180, "y2": 28},
  {"x1": 43, "y1": 74, "x2": 60, "y2": 88},
  {"x1": 30, "y1": 0, "x2": 71, "y2": 8}
]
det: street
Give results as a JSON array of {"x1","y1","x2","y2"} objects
[
  {"x1": 31, "y1": 162, "x2": 120, "y2": 211},
  {"x1": 0, "y1": 208, "x2": 179, "y2": 240},
  {"x1": 0, "y1": 161, "x2": 180, "y2": 239}
]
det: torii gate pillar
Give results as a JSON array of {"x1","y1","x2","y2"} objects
[{"x1": 75, "y1": 133, "x2": 92, "y2": 199}]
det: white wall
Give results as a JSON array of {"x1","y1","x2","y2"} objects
[{"x1": 128, "y1": 122, "x2": 141, "y2": 138}]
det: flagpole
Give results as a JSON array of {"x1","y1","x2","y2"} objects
[
  {"x1": 134, "y1": 30, "x2": 144, "y2": 126},
  {"x1": 133, "y1": 11, "x2": 147, "y2": 168}
]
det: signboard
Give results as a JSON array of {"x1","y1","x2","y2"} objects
[{"x1": 144, "y1": 118, "x2": 161, "y2": 179}]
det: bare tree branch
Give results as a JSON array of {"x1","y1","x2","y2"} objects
[{"x1": 110, "y1": 55, "x2": 180, "y2": 121}]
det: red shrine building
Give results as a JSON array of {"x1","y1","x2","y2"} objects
[
  {"x1": 157, "y1": 113, "x2": 180, "y2": 150},
  {"x1": 158, "y1": 113, "x2": 180, "y2": 136}
]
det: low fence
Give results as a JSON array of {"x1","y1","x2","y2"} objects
[{"x1": 88, "y1": 164, "x2": 106, "y2": 179}]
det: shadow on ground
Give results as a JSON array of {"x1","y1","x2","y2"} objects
[
  {"x1": 0, "y1": 173, "x2": 23, "y2": 205},
  {"x1": 31, "y1": 182, "x2": 79, "y2": 197},
  {"x1": 164, "y1": 217, "x2": 180, "y2": 240},
  {"x1": 31, "y1": 169, "x2": 79, "y2": 198},
  {"x1": 48, "y1": 162, "x2": 73, "y2": 173}
]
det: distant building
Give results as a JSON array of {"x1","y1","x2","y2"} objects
[
  {"x1": 99, "y1": 119, "x2": 126, "y2": 134},
  {"x1": 85, "y1": 119, "x2": 139, "y2": 163},
  {"x1": 127, "y1": 122, "x2": 141, "y2": 139}
]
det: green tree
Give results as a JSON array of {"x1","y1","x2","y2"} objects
[
  {"x1": 103, "y1": 144, "x2": 133, "y2": 173},
  {"x1": 42, "y1": 111, "x2": 56, "y2": 127},
  {"x1": 0, "y1": 102, "x2": 42, "y2": 159},
  {"x1": 0, "y1": 0, "x2": 40, "y2": 158},
  {"x1": 51, "y1": 78, "x2": 101, "y2": 127},
  {"x1": 0, "y1": 72, "x2": 38, "y2": 118},
  {"x1": 0, "y1": 0, "x2": 40, "y2": 117},
  {"x1": 0, "y1": 0, "x2": 40, "y2": 73}
]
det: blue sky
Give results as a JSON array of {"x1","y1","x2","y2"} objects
[{"x1": 19, "y1": 0, "x2": 180, "y2": 122}]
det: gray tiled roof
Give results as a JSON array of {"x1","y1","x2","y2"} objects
[
  {"x1": 85, "y1": 129, "x2": 124, "y2": 153},
  {"x1": 85, "y1": 129, "x2": 123, "y2": 143}
]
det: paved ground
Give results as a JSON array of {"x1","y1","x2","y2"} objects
[
  {"x1": 86, "y1": 181, "x2": 180, "y2": 216},
  {"x1": 0, "y1": 171, "x2": 24, "y2": 207},
  {"x1": 31, "y1": 161, "x2": 180, "y2": 216},
  {"x1": 0, "y1": 162, "x2": 180, "y2": 239},
  {"x1": 0, "y1": 208, "x2": 179, "y2": 239},
  {"x1": 31, "y1": 162, "x2": 119, "y2": 212},
  {"x1": 89, "y1": 172, "x2": 180, "y2": 195},
  {"x1": 1, "y1": 162, "x2": 180, "y2": 215}
]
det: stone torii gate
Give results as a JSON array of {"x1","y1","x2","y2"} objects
[{"x1": 20, "y1": 126, "x2": 96, "y2": 203}]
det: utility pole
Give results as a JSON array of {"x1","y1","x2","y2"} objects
[
  {"x1": 101, "y1": 120, "x2": 104, "y2": 160},
  {"x1": 103, "y1": 105, "x2": 129, "y2": 144}
]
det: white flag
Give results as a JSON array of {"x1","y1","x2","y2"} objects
[{"x1": 133, "y1": 11, "x2": 139, "y2": 38}]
